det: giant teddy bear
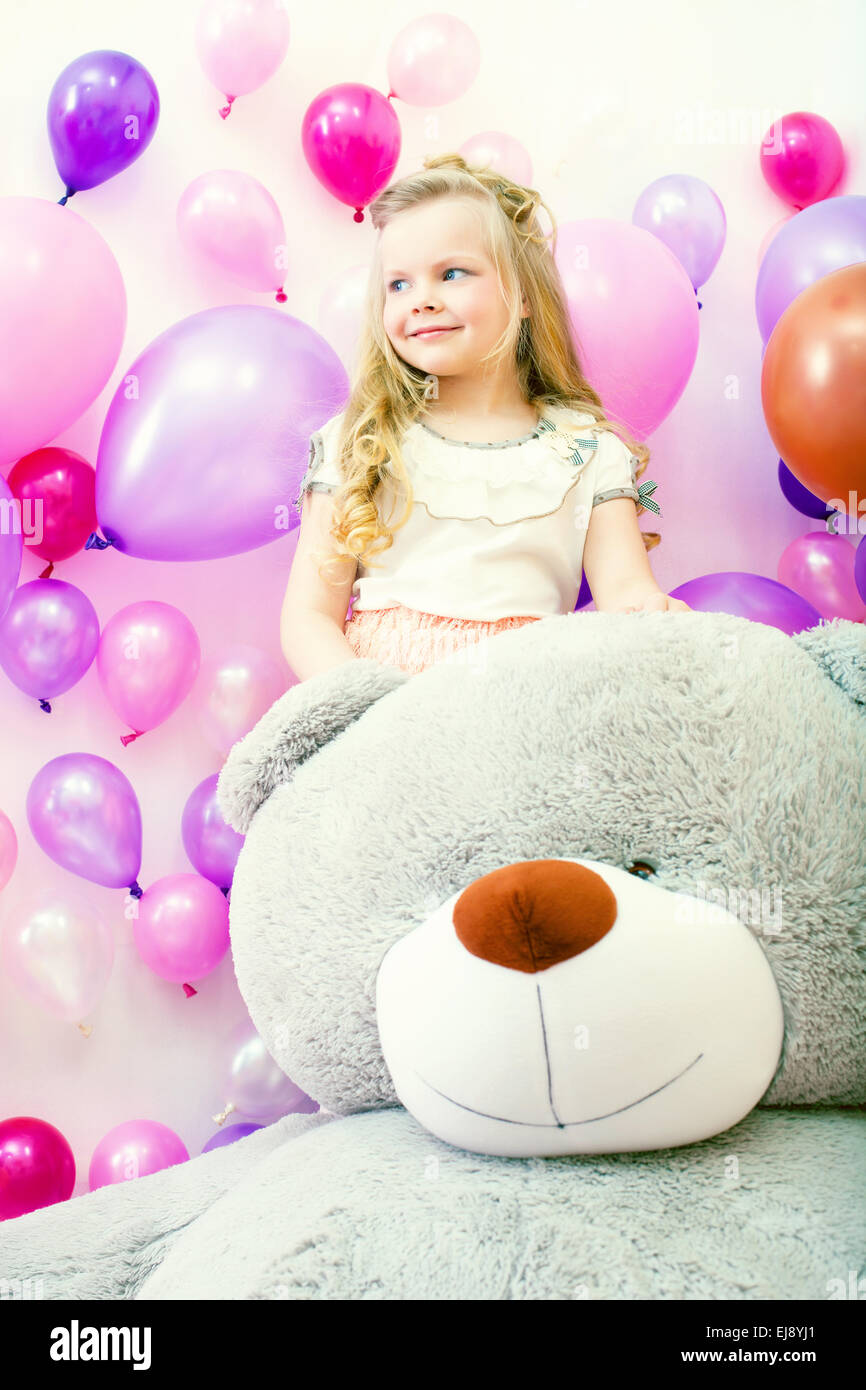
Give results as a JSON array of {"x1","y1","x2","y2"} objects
[{"x1": 5, "y1": 610, "x2": 865, "y2": 1300}]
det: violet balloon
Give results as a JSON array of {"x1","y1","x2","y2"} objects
[
  {"x1": 777, "y1": 532, "x2": 866, "y2": 622},
  {"x1": 0, "y1": 579, "x2": 99, "y2": 711},
  {"x1": 755, "y1": 195, "x2": 866, "y2": 344},
  {"x1": 222, "y1": 1018, "x2": 320, "y2": 1123},
  {"x1": 26, "y1": 753, "x2": 143, "y2": 893},
  {"x1": 96, "y1": 600, "x2": 201, "y2": 742},
  {"x1": 632, "y1": 175, "x2": 726, "y2": 291},
  {"x1": 302, "y1": 83, "x2": 401, "y2": 222},
  {"x1": 669, "y1": 572, "x2": 823, "y2": 635},
  {"x1": 91, "y1": 305, "x2": 348, "y2": 560},
  {"x1": 0, "y1": 474, "x2": 23, "y2": 621},
  {"x1": 89, "y1": 1119, "x2": 188, "y2": 1191},
  {"x1": 201, "y1": 1122, "x2": 262, "y2": 1154},
  {"x1": 47, "y1": 50, "x2": 160, "y2": 202},
  {"x1": 182, "y1": 774, "x2": 245, "y2": 889},
  {"x1": 0, "y1": 1116, "x2": 76, "y2": 1219},
  {"x1": 133, "y1": 873, "x2": 231, "y2": 983},
  {"x1": 778, "y1": 459, "x2": 837, "y2": 520},
  {"x1": 855, "y1": 536, "x2": 866, "y2": 605}
]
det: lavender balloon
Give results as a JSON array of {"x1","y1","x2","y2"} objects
[
  {"x1": 0, "y1": 578, "x2": 99, "y2": 711},
  {"x1": 856, "y1": 536, "x2": 866, "y2": 605},
  {"x1": 0, "y1": 474, "x2": 23, "y2": 622},
  {"x1": 47, "y1": 50, "x2": 160, "y2": 203},
  {"x1": 91, "y1": 305, "x2": 348, "y2": 561},
  {"x1": 670, "y1": 572, "x2": 823, "y2": 636},
  {"x1": 755, "y1": 194, "x2": 866, "y2": 344},
  {"x1": 633, "y1": 174, "x2": 726, "y2": 291},
  {"x1": 182, "y1": 774, "x2": 245, "y2": 889},
  {"x1": 26, "y1": 753, "x2": 143, "y2": 894},
  {"x1": 201, "y1": 1122, "x2": 262, "y2": 1155}
]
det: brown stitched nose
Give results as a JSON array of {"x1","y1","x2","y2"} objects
[{"x1": 452, "y1": 860, "x2": 618, "y2": 973}]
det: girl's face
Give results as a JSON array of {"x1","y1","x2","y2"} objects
[{"x1": 380, "y1": 198, "x2": 525, "y2": 379}]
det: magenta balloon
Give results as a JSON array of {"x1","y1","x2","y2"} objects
[
  {"x1": 755, "y1": 195, "x2": 866, "y2": 344},
  {"x1": 133, "y1": 873, "x2": 231, "y2": 982},
  {"x1": 0, "y1": 1116, "x2": 76, "y2": 1219},
  {"x1": 0, "y1": 578, "x2": 99, "y2": 705},
  {"x1": 632, "y1": 174, "x2": 726, "y2": 290},
  {"x1": 777, "y1": 531, "x2": 866, "y2": 622},
  {"x1": 759, "y1": 112, "x2": 845, "y2": 209},
  {"x1": 182, "y1": 773, "x2": 245, "y2": 888},
  {"x1": 302, "y1": 83, "x2": 401, "y2": 219},
  {"x1": 0, "y1": 475, "x2": 23, "y2": 621},
  {"x1": 94, "y1": 305, "x2": 348, "y2": 560},
  {"x1": 26, "y1": 752, "x2": 143, "y2": 890},
  {"x1": 47, "y1": 50, "x2": 160, "y2": 200},
  {"x1": 89, "y1": 1119, "x2": 188, "y2": 1191},
  {"x1": 555, "y1": 220, "x2": 700, "y2": 438},
  {"x1": 97, "y1": 599, "x2": 201, "y2": 734},
  {"x1": 669, "y1": 572, "x2": 823, "y2": 635}
]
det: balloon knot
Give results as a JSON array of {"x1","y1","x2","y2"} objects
[
  {"x1": 58, "y1": 187, "x2": 75, "y2": 206},
  {"x1": 39, "y1": 561, "x2": 55, "y2": 578},
  {"x1": 697, "y1": 301, "x2": 702, "y2": 310},
  {"x1": 386, "y1": 90, "x2": 397, "y2": 101},
  {"x1": 182, "y1": 982, "x2": 198, "y2": 998},
  {"x1": 77, "y1": 1022, "x2": 93, "y2": 1038},
  {"x1": 353, "y1": 209, "x2": 365, "y2": 223},
  {"x1": 212, "y1": 1102, "x2": 236, "y2": 1126},
  {"x1": 275, "y1": 288, "x2": 287, "y2": 303},
  {"x1": 219, "y1": 95, "x2": 236, "y2": 119},
  {"x1": 85, "y1": 532, "x2": 114, "y2": 551},
  {"x1": 120, "y1": 730, "x2": 144, "y2": 746},
  {"x1": 220, "y1": 884, "x2": 230, "y2": 897},
  {"x1": 128, "y1": 881, "x2": 143, "y2": 899},
  {"x1": 39, "y1": 698, "x2": 52, "y2": 713}
]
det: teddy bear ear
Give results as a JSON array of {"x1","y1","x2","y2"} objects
[
  {"x1": 790, "y1": 616, "x2": 866, "y2": 709},
  {"x1": 216, "y1": 659, "x2": 409, "y2": 834}
]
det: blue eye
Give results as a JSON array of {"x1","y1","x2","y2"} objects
[{"x1": 387, "y1": 268, "x2": 470, "y2": 293}]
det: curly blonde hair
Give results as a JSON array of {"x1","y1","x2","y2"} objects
[{"x1": 312, "y1": 152, "x2": 660, "y2": 585}]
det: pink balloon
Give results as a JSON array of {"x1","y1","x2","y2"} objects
[
  {"x1": 89, "y1": 1119, "x2": 188, "y2": 1190},
  {"x1": 0, "y1": 891, "x2": 114, "y2": 1022},
  {"x1": 0, "y1": 810, "x2": 17, "y2": 892},
  {"x1": 387, "y1": 14, "x2": 481, "y2": 106},
  {"x1": 757, "y1": 214, "x2": 795, "y2": 271},
  {"x1": 0, "y1": 1116, "x2": 75, "y2": 1219},
  {"x1": 318, "y1": 263, "x2": 369, "y2": 367},
  {"x1": 777, "y1": 531, "x2": 866, "y2": 622},
  {"x1": 458, "y1": 131, "x2": 532, "y2": 186},
  {"x1": 554, "y1": 220, "x2": 700, "y2": 438},
  {"x1": 177, "y1": 170, "x2": 288, "y2": 301},
  {"x1": 760, "y1": 111, "x2": 846, "y2": 210},
  {"x1": 196, "y1": 644, "x2": 288, "y2": 755},
  {"x1": 97, "y1": 600, "x2": 201, "y2": 743},
  {"x1": 195, "y1": 0, "x2": 290, "y2": 117},
  {"x1": 132, "y1": 873, "x2": 230, "y2": 983},
  {"x1": 0, "y1": 198, "x2": 126, "y2": 468},
  {"x1": 302, "y1": 83, "x2": 401, "y2": 222}
]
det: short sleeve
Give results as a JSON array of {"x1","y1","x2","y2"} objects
[
  {"x1": 590, "y1": 431, "x2": 641, "y2": 508},
  {"x1": 293, "y1": 415, "x2": 346, "y2": 517}
]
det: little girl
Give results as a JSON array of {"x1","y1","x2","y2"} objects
[{"x1": 283, "y1": 153, "x2": 689, "y2": 682}]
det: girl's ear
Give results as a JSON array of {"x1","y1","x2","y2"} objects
[{"x1": 216, "y1": 659, "x2": 410, "y2": 833}]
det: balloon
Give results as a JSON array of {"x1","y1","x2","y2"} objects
[
  {"x1": 760, "y1": 111, "x2": 845, "y2": 210},
  {"x1": 0, "y1": 1116, "x2": 75, "y2": 1219},
  {"x1": 302, "y1": 84, "x2": 401, "y2": 222},
  {"x1": 96, "y1": 600, "x2": 200, "y2": 743},
  {"x1": 458, "y1": 131, "x2": 532, "y2": 186},
  {"x1": 0, "y1": 892, "x2": 113, "y2": 1023},
  {"x1": 89, "y1": 1120, "x2": 188, "y2": 1191},
  {"x1": 761, "y1": 262, "x2": 866, "y2": 506},
  {"x1": 195, "y1": 0, "x2": 290, "y2": 118},
  {"x1": 91, "y1": 305, "x2": 348, "y2": 560},
  {"x1": 0, "y1": 811, "x2": 17, "y2": 892},
  {"x1": 26, "y1": 753, "x2": 143, "y2": 893},
  {"x1": 177, "y1": 170, "x2": 288, "y2": 301},
  {"x1": 0, "y1": 198, "x2": 126, "y2": 467},
  {"x1": 387, "y1": 14, "x2": 481, "y2": 106},
  {"x1": 201, "y1": 1122, "x2": 262, "y2": 1154},
  {"x1": 777, "y1": 532, "x2": 866, "y2": 622},
  {"x1": 8, "y1": 448, "x2": 97, "y2": 574},
  {"x1": 632, "y1": 175, "x2": 726, "y2": 291},
  {"x1": 195, "y1": 644, "x2": 288, "y2": 755},
  {"x1": 757, "y1": 214, "x2": 795, "y2": 271},
  {"x1": 0, "y1": 475, "x2": 23, "y2": 621},
  {"x1": 856, "y1": 536, "x2": 866, "y2": 605},
  {"x1": 318, "y1": 264, "x2": 369, "y2": 369},
  {"x1": 219, "y1": 1018, "x2": 319, "y2": 1123},
  {"x1": 554, "y1": 219, "x2": 700, "y2": 439},
  {"x1": 778, "y1": 460, "x2": 837, "y2": 521},
  {"x1": 132, "y1": 874, "x2": 230, "y2": 984},
  {"x1": 0, "y1": 579, "x2": 99, "y2": 710},
  {"x1": 669, "y1": 572, "x2": 823, "y2": 635},
  {"x1": 182, "y1": 774, "x2": 245, "y2": 888},
  {"x1": 755, "y1": 194, "x2": 866, "y2": 344},
  {"x1": 47, "y1": 50, "x2": 159, "y2": 202}
]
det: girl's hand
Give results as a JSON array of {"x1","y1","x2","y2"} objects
[{"x1": 621, "y1": 592, "x2": 692, "y2": 614}]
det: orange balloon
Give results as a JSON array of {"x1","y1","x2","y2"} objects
[{"x1": 761, "y1": 262, "x2": 866, "y2": 507}]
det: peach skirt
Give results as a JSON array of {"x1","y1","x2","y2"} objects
[{"x1": 344, "y1": 603, "x2": 542, "y2": 677}]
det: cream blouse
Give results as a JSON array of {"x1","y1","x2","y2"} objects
[{"x1": 293, "y1": 402, "x2": 650, "y2": 622}]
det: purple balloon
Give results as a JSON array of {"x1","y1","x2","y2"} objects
[
  {"x1": 27, "y1": 752, "x2": 143, "y2": 892},
  {"x1": 92, "y1": 306, "x2": 349, "y2": 560},
  {"x1": 0, "y1": 475, "x2": 24, "y2": 622},
  {"x1": 182, "y1": 773, "x2": 245, "y2": 889},
  {"x1": 755, "y1": 194, "x2": 866, "y2": 344},
  {"x1": 633, "y1": 174, "x2": 726, "y2": 290},
  {"x1": 670, "y1": 572, "x2": 824, "y2": 636},
  {"x1": 201, "y1": 1122, "x2": 263, "y2": 1155},
  {"x1": 47, "y1": 50, "x2": 160, "y2": 202},
  {"x1": 0, "y1": 578, "x2": 99, "y2": 710},
  {"x1": 777, "y1": 459, "x2": 837, "y2": 520},
  {"x1": 856, "y1": 535, "x2": 866, "y2": 606}
]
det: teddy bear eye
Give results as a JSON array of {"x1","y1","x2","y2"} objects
[{"x1": 627, "y1": 860, "x2": 657, "y2": 879}]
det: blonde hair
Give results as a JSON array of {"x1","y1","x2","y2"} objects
[{"x1": 313, "y1": 152, "x2": 660, "y2": 585}]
